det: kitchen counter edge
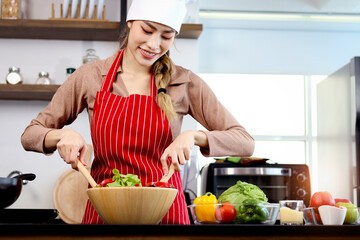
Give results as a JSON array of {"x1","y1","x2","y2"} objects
[{"x1": 0, "y1": 223, "x2": 360, "y2": 237}]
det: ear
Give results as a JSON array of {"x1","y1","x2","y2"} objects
[{"x1": 127, "y1": 21, "x2": 133, "y2": 29}]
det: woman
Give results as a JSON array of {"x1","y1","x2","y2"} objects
[{"x1": 21, "y1": 0, "x2": 254, "y2": 224}]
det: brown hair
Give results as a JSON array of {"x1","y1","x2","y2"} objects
[{"x1": 119, "y1": 24, "x2": 177, "y2": 122}]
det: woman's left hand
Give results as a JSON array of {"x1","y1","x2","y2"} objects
[{"x1": 160, "y1": 130, "x2": 208, "y2": 174}]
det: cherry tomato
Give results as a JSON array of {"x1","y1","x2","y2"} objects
[
  {"x1": 314, "y1": 211, "x2": 322, "y2": 224},
  {"x1": 309, "y1": 191, "x2": 335, "y2": 208},
  {"x1": 215, "y1": 202, "x2": 236, "y2": 223}
]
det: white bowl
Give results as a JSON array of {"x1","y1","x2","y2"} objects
[{"x1": 319, "y1": 205, "x2": 347, "y2": 225}]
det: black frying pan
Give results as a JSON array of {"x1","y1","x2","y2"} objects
[{"x1": 0, "y1": 172, "x2": 36, "y2": 209}]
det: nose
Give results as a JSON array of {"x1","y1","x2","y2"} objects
[{"x1": 146, "y1": 34, "x2": 161, "y2": 50}]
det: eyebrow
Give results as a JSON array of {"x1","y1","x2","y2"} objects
[{"x1": 143, "y1": 21, "x2": 176, "y2": 34}]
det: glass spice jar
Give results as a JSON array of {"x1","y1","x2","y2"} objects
[
  {"x1": 1, "y1": 0, "x2": 21, "y2": 19},
  {"x1": 6, "y1": 66, "x2": 23, "y2": 84},
  {"x1": 35, "y1": 71, "x2": 52, "y2": 85},
  {"x1": 83, "y1": 49, "x2": 99, "y2": 64}
]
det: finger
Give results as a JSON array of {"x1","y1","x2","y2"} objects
[
  {"x1": 184, "y1": 148, "x2": 191, "y2": 161},
  {"x1": 160, "y1": 153, "x2": 169, "y2": 174},
  {"x1": 170, "y1": 153, "x2": 181, "y2": 172},
  {"x1": 78, "y1": 145, "x2": 88, "y2": 166},
  {"x1": 69, "y1": 148, "x2": 80, "y2": 169},
  {"x1": 62, "y1": 147, "x2": 72, "y2": 164},
  {"x1": 178, "y1": 153, "x2": 186, "y2": 165}
]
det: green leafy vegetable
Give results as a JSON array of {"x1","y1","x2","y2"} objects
[
  {"x1": 106, "y1": 169, "x2": 142, "y2": 187},
  {"x1": 218, "y1": 180, "x2": 268, "y2": 223},
  {"x1": 218, "y1": 180, "x2": 268, "y2": 204}
]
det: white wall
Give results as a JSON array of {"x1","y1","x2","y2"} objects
[
  {"x1": 198, "y1": 19, "x2": 360, "y2": 75},
  {"x1": 0, "y1": 0, "x2": 199, "y2": 209}
]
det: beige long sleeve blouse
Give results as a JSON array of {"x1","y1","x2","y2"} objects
[{"x1": 21, "y1": 52, "x2": 254, "y2": 157}]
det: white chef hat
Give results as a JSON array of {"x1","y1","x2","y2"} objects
[{"x1": 126, "y1": 0, "x2": 187, "y2": 34}]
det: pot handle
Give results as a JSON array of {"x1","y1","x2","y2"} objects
[
  {"x1": 7, "y1": 170, "x2": 22, "y2": 178},
  {"x1": 14, "y1": 173, "x2": 36, "y2": 181},
  {"x1": 7, "y1": 171, "x2": 36, "y2": 185}
]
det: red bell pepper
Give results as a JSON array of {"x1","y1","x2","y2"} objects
[{"x1": 97, "y1": 178, "x2": 114, "y2": 187}]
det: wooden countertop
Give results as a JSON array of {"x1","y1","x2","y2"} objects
[{"x1": 0, "y1": 223, "x2": 360, "y2": 240}]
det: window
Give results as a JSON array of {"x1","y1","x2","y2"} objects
[{"x1": 196, "y1": 74, "x2": 325, "y2": 166}]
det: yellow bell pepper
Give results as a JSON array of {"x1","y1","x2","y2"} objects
[{"x1": 193, "y1": 192, "x2": 218, "y2": 222}]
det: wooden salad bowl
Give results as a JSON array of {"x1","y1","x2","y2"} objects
[{"x1": 87, "y1": 187, "x2": 178, "y2": 224}]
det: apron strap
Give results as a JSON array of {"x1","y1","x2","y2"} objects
[
  {"x1": 150, "y1": 74, "x2": 156, "y2": 98},
  {"x1": 102, "y1": 48, "x2": 157, "y2": 98},
  {"x1": 101, "y1": 49, "x2": 124, "y2": 92}
]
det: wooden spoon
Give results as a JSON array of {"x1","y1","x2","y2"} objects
[
  {"x1": 77, "y1": 160, "x2": 97, "y2": 188},
  {"x1": 159, "y1": 164, "x2": 175, "y2": 182}
]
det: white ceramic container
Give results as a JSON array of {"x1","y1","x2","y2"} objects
[
  {"x1": 71, "y1": 0, "x2": 78, "y2": 18},
  {"x1": 96, "y1": 0, "x2": 104, "y2": 19},
  {"x1": 79, "y1": 0, "x2": 87, "y2": 18},
  {"x1": 63, "y1": 0, "x2": 70, "y2": 18},
  {"x1": 88, "y1": 0, "x2": 95, "y2": 19},
  {"x1": 319, "y1": 205, "x2": 347, "y2": 225}
]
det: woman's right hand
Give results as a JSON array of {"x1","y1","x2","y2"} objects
[{"x1": 45, "y1": 129, "x2": 88, "y2": 169}]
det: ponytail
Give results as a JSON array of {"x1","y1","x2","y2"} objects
[{"x1": 151, "y1": 51, "x2": 177, "y2": 122}]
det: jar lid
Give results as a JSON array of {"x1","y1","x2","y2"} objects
[
  {"x1": 85, "y1": 49, "x2": 96, "y2": 55},
  {"x1": 66, "y1": 68, "x2": 76, "y2": 74},
  {"x1": 39, "y1": 71, "x2": 49, "y2": 77},
  {"x1": 9, "y1": 67, "x2": 20, "y2": 73}
]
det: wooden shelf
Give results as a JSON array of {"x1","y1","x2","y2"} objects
[
  {"x1": 0, "y1": 84, "x2": 60, "y2": 100},
  {"x1": 0, "y1": 20, "x2": 202, "y2": 101},
  {"x1": 0, "y1": 19, "x2": 202, "y2": 41}
]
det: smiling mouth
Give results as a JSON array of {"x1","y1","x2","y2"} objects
[{"x1": 139, "y1": 48, "x2": 158, "y2": 58}]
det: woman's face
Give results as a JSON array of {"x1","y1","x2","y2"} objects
[{"x1": 126, "y1": 20, "x2": 176, "y2": 68}]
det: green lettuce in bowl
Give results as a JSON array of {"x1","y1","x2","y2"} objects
[
  {"x1": 218, "y1": 180, "x2": 269, "y2": 223},
  {"x1": 106, "y1": 169, "x2": 142, "y2": 187}
]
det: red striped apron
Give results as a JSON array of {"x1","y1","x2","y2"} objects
[{"x1": 82, "y1": 49, "x2": 189, "y2": 224}]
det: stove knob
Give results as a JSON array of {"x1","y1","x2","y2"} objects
[
  {"x1": 297, "y1": 173, "x2": 307, "y2": 183},
  {"x1": 297, "y1": 188, "x2": 307, "y2": 198}
]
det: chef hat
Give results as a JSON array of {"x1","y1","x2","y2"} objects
[{"x1": 126, "y1": 0, "x2": 187, "y2": 33}]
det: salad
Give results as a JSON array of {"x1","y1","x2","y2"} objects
[{"x1": 97, "y1": 169, "x2": 142, "y2": 187}]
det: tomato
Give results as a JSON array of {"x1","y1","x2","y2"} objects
[
  {"x1": 309, "y1": 191, "x2": 335, "y2": 208},
  {"x1": 314, "y1": 212, "x2": 322, "y2": 224},
  {"x1": 309, "y1": 191, "x2": 336, "y2": 224},
  {"x1": 335, "y1": 198, "x2": 352, "y2": 204},
  {"x1": 215, "y1": 202, "x2": 236, "y2": 223}
]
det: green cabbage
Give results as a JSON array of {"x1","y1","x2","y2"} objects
[{"x1": 218, "y1": 180, "x2": 268, "y2": 204}]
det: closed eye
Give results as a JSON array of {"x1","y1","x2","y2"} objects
[{"x1": 142, "y1": 27, "x2": 152, "y2": 34}]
